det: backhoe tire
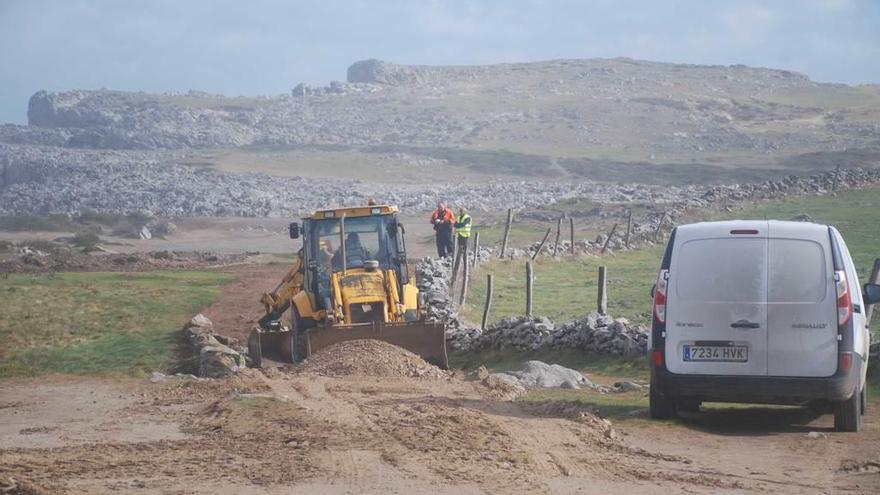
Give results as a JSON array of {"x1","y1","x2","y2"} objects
[
  {"x1": 290, "y1": 307, "x2": 309, "y2": 363},
  {"x1": 247, "y1": 329, "x2": 263, "y2": 368},
  {"x1": 649, "y1": 383, "x2": 676, "y2": 420},
  {"x1": 834, "y1": 387, "x2": 861, "y2": 432}
]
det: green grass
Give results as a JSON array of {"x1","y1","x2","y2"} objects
[
  {"x1": 463, "y1": 185, "x2": 880, "y2": 330},
  {"x1": 0, "y1": 271, "x2": 231, "y2": 377},
  {"x1": 462, "y1": 246, "x2": 663, "y2": 327}
]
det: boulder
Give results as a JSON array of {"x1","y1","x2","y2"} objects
[
  {"x1": 183, "y1": 313, "x2": 244, "y2": 377},
  {"x1": 504, "y1": 361, "x2": 593, "y2": 389}
]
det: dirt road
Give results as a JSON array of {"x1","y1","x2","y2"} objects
[{"x1": 2, "y1": 359, "x2": 879, "y2": 494}]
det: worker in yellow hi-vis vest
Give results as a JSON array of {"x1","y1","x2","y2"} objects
[{"x1": 454, "y1": 207, "x2": 473, "y2": 261}]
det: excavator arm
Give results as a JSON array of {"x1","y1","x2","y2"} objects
[{"x1": 258, "y1": 250, "x2": 304, "y2": 328}]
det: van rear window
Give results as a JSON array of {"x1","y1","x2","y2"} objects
[
  {"x1": 676, "y1": 238, "x2": 766, "y2": 303},
  {"x1": 769, "y1": 239, "x2": 826, "y2": 303}
]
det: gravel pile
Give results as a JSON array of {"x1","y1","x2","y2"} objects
[{"x1": 297, "y1": 340, "x2": 447, "y2": 379}]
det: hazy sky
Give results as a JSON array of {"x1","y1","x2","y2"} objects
[{"x1": 1, "y1": 0, "x2": 878, "y2": 123}]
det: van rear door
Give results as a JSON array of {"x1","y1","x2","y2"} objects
[
  {"x1": 666, "y1": 221, "x2": 768, "y2": 376},
  {"x1": 766, "y1": 222, "x2": 837, "y2": 377}
]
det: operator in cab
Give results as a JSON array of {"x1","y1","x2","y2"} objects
[{"x1": 332, "y1": 232, "x2": 371, "y2": 270}]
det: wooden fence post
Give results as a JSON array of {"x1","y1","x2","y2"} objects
[
  {"x1": 597, "y1": 266, "x2": 607, "y2": 315},
  {"x1": 625, "y1": 210, "x2": 633, "y2": 248},
  {"x1": 459, "y1": 240, "x2": 470, "y2": 306},
  {"x1": 866, "y1": 258, "x2": 880, "y2": 324},
  {"x1": 526, "y1": 261, "x2": 534, "y2": 316},
  {"x1": 481, "y1": 273, "x2": 493, "y2": 330},
  {"x1": 471, "y1": 231, "x2": 480, "y2": 268},
  {"x1": 553, "y1": 218, "x2": 562, "y2": 257},
  {"x1": 601, "y1": 223, "x2": 619, "y2": 254},
  {"x1": 569, "y1": 217, "x2": 575, "y2": 254},
  {"x1": 532, "y1": 228, "x2": 552, "y2": 260},
  {"x1": 450, "y1": 238, "x2": 462, "y2": 292},
  {"x1": 500, "y1": 208, "x2": 513, "y2": 258},
  {"x1": 654, "y1": 211, "x2": 666, "y2": 241}
]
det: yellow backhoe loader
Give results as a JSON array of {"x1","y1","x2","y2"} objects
[{"x1": 249, "y1": 204, "x2": 448, "y2": 368}]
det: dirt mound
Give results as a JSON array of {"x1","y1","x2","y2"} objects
[{"x1": 297, "y1": 339, "x2": 448, "y2": 379}]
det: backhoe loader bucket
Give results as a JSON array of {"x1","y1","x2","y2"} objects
[
  {"x1": 305, "y1": 320, "x2": 448, "y2": 369},
  {"x1": 248, "y1": 325, "x2": 294, "y2": 367}
]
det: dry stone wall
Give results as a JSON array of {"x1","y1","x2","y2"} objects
[{"x1": 415, "y1": 258, "x2": 649, "y2": 356}]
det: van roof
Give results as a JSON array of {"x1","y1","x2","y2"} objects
[{"x1": 675, "y1": 220, "x2": 830, "y2": 237}]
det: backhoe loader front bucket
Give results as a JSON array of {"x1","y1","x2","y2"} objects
[
  {"x1": 305, "y1": 320, "x2": 448, "y2": 369},
  {"x1": 248, "y1": 326, "x2": 293, "y2": 367}
]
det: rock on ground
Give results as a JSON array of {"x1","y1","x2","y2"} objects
[
  {"x1": 183, "y1": 313, "x2": 246, "y2": 378},
  {"x1": 494, "y1": 360, "x2": 595, "y2": 390}
]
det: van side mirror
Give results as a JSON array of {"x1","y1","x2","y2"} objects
[
  {"x1": 289, "y1": 222, "x2": 300, "y2": 239},
  {"x1": 650, "y1": 284, "x2": 656, "y2": 299},
  {"x1": 864, "y1": 283, "x2": 880, "y2": 305}
]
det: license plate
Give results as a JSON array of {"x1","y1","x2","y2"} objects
[{"x1": 683, "y1": 345, "x2": 748, "y2": 362}]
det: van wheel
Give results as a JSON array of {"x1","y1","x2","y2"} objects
[
  {"x1": 649, "y1": 384, "x2": 676, "y2": 419},
  {"x1": 678, "y1": 399, "x2": 701, "y2": 413},
  {"x1": 860, "y1": 386, "x2": 867, "y2": 416},
  {"x1": 834, "y1": 389, "x2": 861, "y2": 432}
]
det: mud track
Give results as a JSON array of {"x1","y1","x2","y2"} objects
[{"x1": 2, "y1": 367, "x2": 880, "y2": 494}]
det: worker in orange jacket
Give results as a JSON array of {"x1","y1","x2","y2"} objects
[{"x1": 430, "y1": 201, "x2": 455, "y2": 258}]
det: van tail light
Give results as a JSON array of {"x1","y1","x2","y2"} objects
[
  {"x1": 652, "y1": 350, "x2": 664, "y2": 368},
  {"x1": 835, "y1": 270, "x2": 852, "y2": 326},
  {"x1": 838, "y1": 352, "x2": 853, "y2": 373},
  {"x1": 653, "y1": 269, "x2": 668, "y2": 324}
]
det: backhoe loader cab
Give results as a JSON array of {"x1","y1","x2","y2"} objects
[{"x1": 250, "y1": 204, "x2": 447, "y2": 368}]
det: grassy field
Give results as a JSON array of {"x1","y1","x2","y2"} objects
[
  {"x1": 0, "y1": 271, "x2": 231, "y2": 377},
  {"x1": 461, "y1": 246, "x2": 662, "y2": 326},
  {"x1": 462, "y1": 185, "x2": 880, "y2": 329}
]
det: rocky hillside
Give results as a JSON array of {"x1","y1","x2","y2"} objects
[
  {"x1": 1, "y1": 58, "x2": 879, "y2": 218},
  {"x1": 6, "y1": 58, "x2": 879, "y2": 162}
]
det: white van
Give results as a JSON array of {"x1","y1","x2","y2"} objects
[{"x1": 649, "y1": 220, "x2": 880, "y2": 431}]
